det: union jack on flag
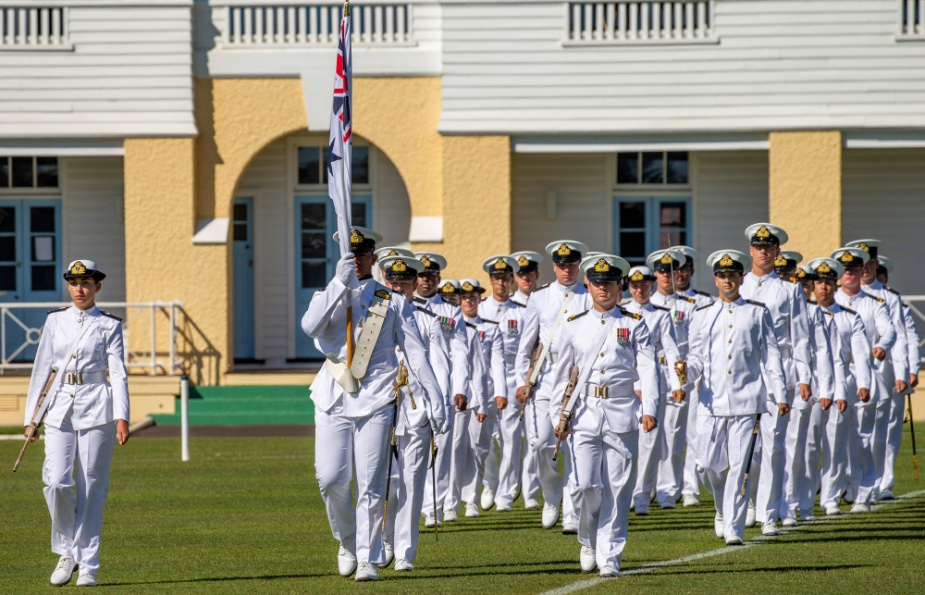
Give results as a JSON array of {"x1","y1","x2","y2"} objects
[{"x1": 328, "y1": 1, "x2": 353, "y2": 257}]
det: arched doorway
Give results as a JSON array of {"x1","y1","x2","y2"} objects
[{"x1": 231, "y1": 132, "x2": 411, "y2": 367}]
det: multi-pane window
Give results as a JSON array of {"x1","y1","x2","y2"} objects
[
  {"x1": 0, "y1": 157, "x2": 58, "y2": 189},
  {"x1": 617, "y1": 152, "x2": 688, "y2": 185},
  {"x1": 614, "y1": 197, "x2": 691, "y2": 265},
  {"x1": 297, "y1": 146, "x2": 369, "y2": 185}
]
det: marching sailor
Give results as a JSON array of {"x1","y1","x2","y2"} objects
[
  {"x1": 23, "y1": 259, "x2": 130, "y2": 587},
  {"x1": 647, "y1": 249, "x2": 701, "y2": 508},
  {"x1": 622, "y1": 265, "x2": 684, "y2": 514},
  {"x1": 846, "y1": 240, "x2": 909, "y2": 501},
  {"x1": 876, "y1": 256, "x2": 921, "y2": 398},
  {"x1": 670, "y1": 245, "x2": 715, "y2": 308},
  {"x1": 301, "y1": 227, "x2": 447, "y2": 582},
  {"x1": 478, "y1": 256, "x2": 527, "y2": 512},
  {"x1": 740, "y1": 223, "x2": 814, "y2": 535},
  {"x1": 773, "y1": 250, "x2": 804, "y2": 283},
  {"x1": 831, "y1": 247, "x2": 896, "y2": 511},
  {"x1": 515, "y1": 240, "x2": 592, "y2": 531},
  {"x1": 807, "y1": 257, "x2": 873, "y2": 516},
  {"x1": 551, "y1": 254, "x2": 659, "y2": 577},
  {"x1": 378, "y1": 255, "x2": 451, "y2": 572},
  {"x1": 510, "y1": 251, "x2": 544, "y2": 308},
  {"x1": 687, "y1": 251, "x2": 787, "y2": 545}
]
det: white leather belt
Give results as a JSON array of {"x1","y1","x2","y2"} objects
[
  {"x1": 583, "y1": 382, "x2": 633, "y2": 400},
  {"x1": 62, "y1": 370, "x2": 108, "y2": 385}
]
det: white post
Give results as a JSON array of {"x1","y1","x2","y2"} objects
[{"x1": 180, "y1": 375, "x2": 190, "y2": 462}]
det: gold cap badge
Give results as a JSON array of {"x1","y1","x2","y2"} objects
[
  {"x1": 857, "y1": 242, "x2": 869, "y2": 252},
  {"x1": 630, "y1": 270, "x2": 644, "y2": 282},
  {"x1": 392, "y1": 259, "x2": 407, "y2": 273},
  {"x1": 817, "y1": 262, "x2": 832, "y2": 274},
  {"x1": 387, "y1": 250, "x2": 399, "y2": 257},
  {"x1": 755, "y1": 225, "x2": 771, "y2": 239},
  {"x1": 660, "y1": 253, "x2": 673, "y2": 265},
  {"x1": 797, "y1": 269, "x2": 806, "y2": 279},
  {"x1": 839, "y1": 252, "x2": 854, "y2": 263},
  {"x1": 421, "y1": 256, "x2": 433, "y2": 268},
  {"x1": 557, "y1": 244, "x2": 572, "y2": 257},
  {"x1": 462, "y1": 281, "x2": 475, "y2": 292},
  {"x1": 774, "y1": 255, "x2": 788, "y2": 267},
  {"x1": 493, "y1": 258, "x2": 507, "y2": 270},
  {"x1": 350, "y1": 229, "x2": 364, "y2": 244},
  {"x1": 69, "y1": 261, "x2": 87, "y2": 276},
  {"x1": 517, "y1": 255, "x2": 529, "y2": 267},
  {"x1": 594, "y1": 258, "x2": 611, "y2": 273},
  {"x1": 719, "y1": 254, "x2": 735, "y2": 268},
  {"x1": 440, "y1": 281, "x2": 455, "y2": 293}
]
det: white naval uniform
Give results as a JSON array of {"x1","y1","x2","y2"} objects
[
  {"x1": 509, "y1": 290, "x2": 542, "y2": 504},
  {"x1": 445, "y1": 318, "x2": 489, "y2": 513},
  {"x1": 514, "y1": 281, "x2": 591, "y2": 522},
  {"x1": 862, "y1": 280, "x2": 910, "y2": 497},
  {"x1": 417, "y1": 294, "x2": 471, "y2": 522},
  {"x1": 478, "y1": 296, "x2": 527, "y2": 509},
  {"x1": 460, "y1": 315, "x2": 505, "y2": 507},
  {"x1": 622, "y1": 300, "x2": 682, "y2": 509},
  {"x1": 835, "y1": 287, "x2": 895, "y2": 505},
  {"x1": 551, "y1": 305, "x2": 659, "y2": 571},
  {"x1": 740, "y1": 271, "x2": 812, "y2": 525},
  {"x1": 24, "y1": 305, "x2": 130, "y2": 578},
  {"x1": 302, "y1": 277, "x2": 443, "y2": 566},
  {"x1": 651, "y1": 291, "x2": 702, "y2": 503},
  {"x1": 812, "y1": 303, "x2": 872, "y2": 511},
  {"x1": 782, "y1": 300, "x2": 834, "y2": 521},
  {"x1": 687, "y1": 297, "x2": 787, "y2": 540},
  {"x1": 384, "y1": 305, "x2": 451, "y2": 564}
]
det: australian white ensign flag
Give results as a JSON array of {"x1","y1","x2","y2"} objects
[{"x1": 328, "y1": 2, "x2": 353, "y2": 256}]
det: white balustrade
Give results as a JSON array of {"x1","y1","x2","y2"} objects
[
  {"x1": 566, "y1": 1, "x2": 714, "y2": 43},
  {"x1": 899, "y1": 0, "x2": 925, "y2": 37},
  {"x1": 0, "y1": 6, "x2": 67, "y2": 48}
]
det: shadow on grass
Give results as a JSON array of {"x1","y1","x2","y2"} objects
[
  {"x1": 629, "y1": 562, "x2": 871, "y2": 576},
  {"x1": 106, "y1": 572, "x2": 331, "y2": 587}
]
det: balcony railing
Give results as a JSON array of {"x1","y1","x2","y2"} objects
[
  {"x1": 0, "y1": 6, "x2": 69, "y2": 50},
  {"x1": 565, "y1": 0, "x2": 715, "y2": 44},
  {"x1": 219, "y1": 2, "x2": 413, "y2": 47},
  {"x1": 899, "y1": 0, "x2": 925, "y2": 38}
]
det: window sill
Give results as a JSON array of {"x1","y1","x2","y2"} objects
[{"x1": 562, "y1": 37, "x2": 718, "y2": 48}]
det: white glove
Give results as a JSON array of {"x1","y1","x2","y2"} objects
[
  {"x1": 336, "y1": 253, "x2": 358, "y2": 288},
  {"x1": 429, "y1": 408, "x2": 449, "y2": 435}
]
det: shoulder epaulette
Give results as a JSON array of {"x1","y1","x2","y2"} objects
[
  {"x1": 651, "y1": 304, "x2": 670, "y2": 312},
  {"x1": 47, "y1": 306, "x2": 68, "y2": 314},
  {"x1": 509, "y1": 300, "x2": 525, "y2": 307},
  {"x1": 871, "y1": 295, "x2": 884, "y2": 303},
  {"x1": 619, "y1": 307, "x2": 642, "y2": 320},
  {"x1": 886, "y1": 286, "x2": 901, "y2": 297},
  {"x1": 693, "y1": 289, "x2": 711, "y2": 297},
  {"x1": 567, "y1": 310, "x2": 589, "y2": 322},
  {"x1": 746, "y1": 299, "x2": 766, "y2": 307},
  {"x1": 413, "y1": 296, "x2": 427, "y2": 305},
  {"x1": 374, "y1": 289, "x2": 392, "y2": 300},
  {"x1": 903, "y1": 302, "x2": 910, "y2": 308},
  {"x1": 101, "y1": 311, "x2": 123, "y2": 322},
  {"x1": 807, "y1": 299, "x2": 817, "y2": 305},
  {"x1": 482, "y1": 318, "x2": 499, "y2": 325},
  {"x1": 535, "y1": 283, "x2": 550, "y2": 292},
  {"x1": 465, "y1": 321, "x2": 478, "y2": 329},
  {"x1": 679, "y1": 295, "x2": 697, "y2": 304},
  {"x1": 696, "y1": 303, "x2": 713, "y2": 312},
  {"x1": 415, "y1": 306, "x2": 437, "y2": 318},
  {"x1": 822, "y1": 310, "x2": 834, "y2": 317},
  {"x1": 840, "y1": 306, "x2": 858, "y2": 315},
  {"x1": 480, "y1": 296, "x2": 487, "y2": 302}
]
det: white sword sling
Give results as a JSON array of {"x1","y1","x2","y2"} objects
[{"x1": 325, "y1": 286, "x2": 392, "y2": 394}]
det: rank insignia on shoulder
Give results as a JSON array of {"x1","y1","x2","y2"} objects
[
  {"x1": 693, "y1": 289, "x2": 711, "y2": 297},
  {"x1": 567, "y1": 310, "x2": 589, "y2": 322},
  {"x1": 482, "y1": 318, "x2": 499, "y2": 325},
  {"x1": 679, "y1": 295, "x2": 696, "y2": 304},
  {"x1": 822, "y1": 310, "x2": 834, "y2": 317},
  {"x1": 101, "y1": 311, "x2": 123, "y2": 322},
  {"x1": 375, "y1": 289, "x2": 392, "y2": 300},
  {"x1": 619, "y1": 307, "x2": 641, "y2": 320},
  {"x1": 535, "y1": 283, "x2": 551, "y2": 292},
  {"x1": 872, "y1": 295, "x2": 884, "y2": 303},
  {"x1": 413, "y1": 296, "x2": 427, "y2": 304},
  {"x1": 696, "y1": 303, "x2": 712, "y2": 311},
  {"x1": 886, "y1": 286, "x2": 900, "y2": 296},
  {"x1": 746, "y1": 299, "x2": 766, "y2": 307},
  {"x1": 47, "y1": 306, "x2": 68, "y2": 314},
  {"x1": 652, "y1": 304, "x2": 670, "y2": 312},
  {"x1": 841, "y1": 306, "x2": 858, "y2": 315}
]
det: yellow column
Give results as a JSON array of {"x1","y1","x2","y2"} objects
[
  {"x1": 768, "y1": 131, "x2": 842, "y2": 257},
  {"x1": 435, "y1": 135, "x2": 512, "y2": 281},
  {"x1": 124, "y1": 138, "x2": 227, "y2": 384}
]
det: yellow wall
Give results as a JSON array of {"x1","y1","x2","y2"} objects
[{"x1": 769, "y1": 131, "x2": 842, "y2": 257}]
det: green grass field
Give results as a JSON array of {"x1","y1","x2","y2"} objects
[{"x1": 1, "y1": 428, "x2": 923, "y2": 594}]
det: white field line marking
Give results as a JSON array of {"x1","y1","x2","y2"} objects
[{"x1": 538, "y1": 489, "x2": 925, "y2": 595}]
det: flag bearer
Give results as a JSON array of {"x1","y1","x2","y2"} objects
[
  {"x1": 24, "y1": 259, "x2": 130, "y2": 588},
  {"x1": 687, "y1": 250, "x2": 787, "y2": 545},
  {"x1": 846, "y1": 240, "x2": 910, "y2": 501},
  {"x1": 808, "y1": 257, "x2": 873, "y2": 516},
  {"x1": 831, "y1": 247, "x2": 896, "y2": 512},
  {"x1": 478, "y1": 256, "x2": 526, "y2": 512},
  {"x1": 623, "y1": 266, "x2": 684, "y2": 514},
  {"x1": 515, "y1": 240, "x2": 592, "y2": 531},
  {"x1": 551, "y1": 254, "x2": 659, "y2": 577},
  {"x1": 379, "y1": 255, "x2": 450, "y2": 572},
  {"x1": 302, "y1": 227, "x2": 447, "y2": 582}
]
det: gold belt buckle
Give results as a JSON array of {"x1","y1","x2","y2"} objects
[
  {"x1": 595, "y1": 385, "x2": 608, "y2": 399},
  {"x1": 659, "y1": 355, "x2": 666, "y2": 365}
]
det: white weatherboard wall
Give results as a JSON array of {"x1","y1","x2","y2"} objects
[
  {"x1": 63, "y1": 157, "x2": 127, "y2": 302},
  {"x1": 234, "y1": 136, "x2": 411, "y2": 364},
  {"x1": 0, "y1": 2, "x2": 195, "y2": 138},
  {"x1": 439, "y1": 0, "x2": 925, "y2": 134},
  {"x1": 843, "y1": 149, "x2": 925, "y2": 299}
]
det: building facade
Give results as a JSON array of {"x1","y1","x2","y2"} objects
[{"x1": 0, "y1": 0, "x2": 923, "y2": 392}]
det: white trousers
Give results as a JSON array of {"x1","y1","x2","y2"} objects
[
  {"x1": 682, "y1": 387, "x2": 703, "y2": 498},
  {"x1": 422, "y1": 411, "x2": 454, "y2": 521},
  {"x1": 848, "y1": 403, "x2": 878, "y2": 505},
  {"x1": 569, "y1": 422, "x2": 637, "y2": 571},
  {"x1": 633, "y1": 392, "x2": 667, "y2": 506},
  {"x1": 877, "y1": 391, "x2": 906, "y2": 494},
  {"x1": 445, "y1": 408, "x2": 472, "y2": 511},
  {"x1": 696, "y1": 412, "x2": 755, "y2": 541},
  {"x1": 782, "y1": 403, "x2": 813, "y2": 519},
  {"x1": 43, "y1": 419, "x2": 116, "y2": 576},
  {"x1": 522, "y1": 417, "x2": 542, "y2": 503},
  {"x1": 314, "y1": 401, "x2": 392, "y2": 565},
  {"x1": 385, "y1": 423, "x2": 432, "y2": 563},
  {"x1": 755, "y1": 395, "x2": 790, "y2": 524},
  {"x1": 815, "y1": 402, "x2": 849, "y2": 510},
  {"x1": 656, "y1": 399, "x2": 688, "y2": 506},
  {"x1": 462, "y1": 405, "x2": 497, "y2": 504},
  {"x1": 870, "y1": 364, "x2": 896, "y2": 496},
  {"x1": 525, "y1": 396, "x2": 565, "y2": 510},
  {"x1": 492, "y1": 400, "x2": 528, "y2": 507}
]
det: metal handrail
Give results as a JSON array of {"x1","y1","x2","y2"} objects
[{"x1": 0, "y1": 301, "x2": 183, "y2": 374}]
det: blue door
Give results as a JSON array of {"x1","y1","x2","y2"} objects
[
  {"x1": 0, "y1": 200, "x2": 62, "y2": 362},
  {"x1": 294, "y1": 195, "x2": 370, "y2": 360},
  {"x1": 613, "y1": 196, "x2": 691, "y2": 267},
  {"x1": 233, "y1": 198, "x2": 256, "y2": 361}
]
